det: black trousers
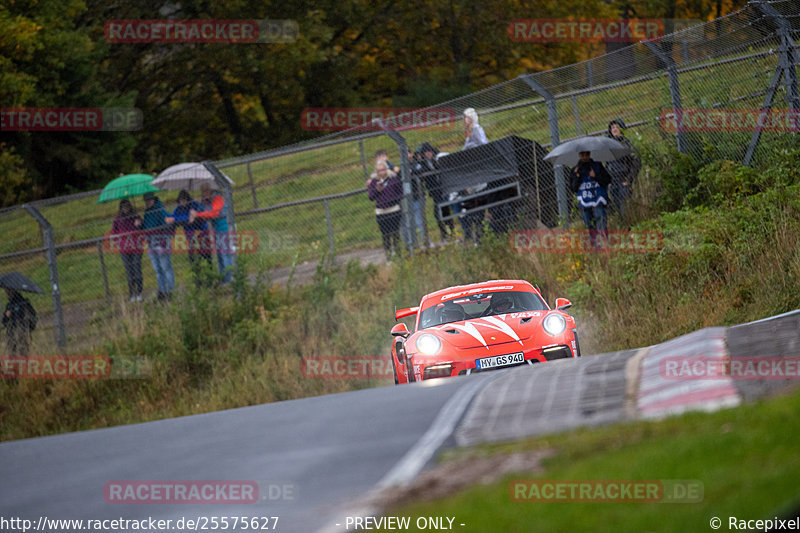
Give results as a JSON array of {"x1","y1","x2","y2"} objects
[
  {"x1": 376, "y1": 211, "x2": 402, "y2": 256},
  {"x1": 121, "y1": 253, "x2": 143, "y2": 297}
]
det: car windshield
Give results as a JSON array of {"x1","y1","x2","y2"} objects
[{"x1": 419, "y1": 290, "x2": 548, "y2": 329}]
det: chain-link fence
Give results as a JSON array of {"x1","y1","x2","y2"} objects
[{"x1": 1, "y1": 0, "x2": 798, "y2": 353}]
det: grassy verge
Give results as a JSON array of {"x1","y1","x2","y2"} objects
[{"x1": 377, "y1": 387, "x2": 800, "y2": 533}]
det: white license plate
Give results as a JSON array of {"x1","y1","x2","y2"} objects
[{"x1": 476, "y1": 352, "x2": 525, "y2": 370}]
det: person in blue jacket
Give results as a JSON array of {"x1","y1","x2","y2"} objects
[
  {"x1": 569, "y1": 151, "x2": 612, "y2": 245},
  {"x1": 166, "y1": 190, "x2": 212, "y2": 286},
  {"x1": 142, "y1": 191, "x2": 175, "y2": 301}
]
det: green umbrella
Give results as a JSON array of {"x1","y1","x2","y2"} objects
[{"x1": 97, "y1": 174, "x2": 160, "y2": 203}]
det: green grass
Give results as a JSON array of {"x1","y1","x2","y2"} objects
[{"x1": 379, "y1": 387, "x2": 800, "y2": 533}]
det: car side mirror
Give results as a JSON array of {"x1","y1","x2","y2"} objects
[
  {"x1": 391, "y1": 323, "x2": 410, "y2": 338},
  {"x1": 555, "y1": 298, "x2": 572, "y2": 311}
]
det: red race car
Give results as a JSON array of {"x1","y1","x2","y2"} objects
[{"x1": 390, "y1": 279, "x2": 580, "y2": 383}]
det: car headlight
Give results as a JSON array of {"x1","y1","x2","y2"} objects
[
  {"x1": 416, "y1": 333, "x2": 442, "y2": 356},
  {"x1": 543, "y1": 313, "x2": 567, "y2": 336}
]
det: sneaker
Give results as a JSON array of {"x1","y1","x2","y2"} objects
[
  {"x1": 135, "y1": 295, "x2": 143, "y2": 302},
  {"x1": 130, "y1": 296, "x2": 136, "y2": 303}
]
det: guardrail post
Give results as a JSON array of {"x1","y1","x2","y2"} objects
[
  {"x1": 644, "y1": 40, "x2": 687, "y2": 155},
  {"x1": 520, "y1": 74, "x2": 568, "y2": 224},
  {"x1": 97, "y1": 241, "x2": 111, "y2": 305},
  {"x1": 22, "y1": 204, "x2": 66, "y2": 351}
]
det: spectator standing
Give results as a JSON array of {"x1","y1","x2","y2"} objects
[
  {"x1": 405, "y1": 147, "x2": 427, "y2": 247},
  {"x1": 460, "y1": 108, "x2": 490, "y2": 245},
  {"x1": 417, "y1": 142, "x2": 454, "y2": 242},
  {"x1": 191, "y1": 183, "x2": 235, "y2": 284},
  {"x1": 3, "y1": 288, "x2": 37, "y2": 355},
  {"x1": 605, "y1": 118, "x2": 641, "y2": 222},
  {"x1": 166, "y1": 190, "x2": 212, "y2": 286},
  {"x1": 142, "y1": 191, "x2": 175, "y2": 301},
  {"x1": 569, "y1": 151, "x2": 612, "y2": 244},
  {"x1": 111, "y1": 199, "x2": 143, "y2": 302},
  {"x1": 368, "y1": 162, "x2": 403, "y2": 260}
]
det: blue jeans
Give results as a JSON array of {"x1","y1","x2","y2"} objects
[
  {"x1": 148, "y1": 239, "x2": 175, "y2": 293},
  {"x1": 215, "y1": 231, "x2": 236, "y2": 283},
  {"x1": 579, "y1": 205, "x2": 608, "y2": 247}
]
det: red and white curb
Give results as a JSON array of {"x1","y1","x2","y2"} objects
[{"x1": 634, "y1": 327, "x2": 740, "y2": 418}]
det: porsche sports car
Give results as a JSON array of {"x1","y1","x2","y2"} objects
[{"x1": 390, "y1": 280, "x2": 580, "y2": 383}]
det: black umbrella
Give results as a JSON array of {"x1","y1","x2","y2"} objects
[{"x1": 0, "y1": 272, "x2": 44, "y2": 294}]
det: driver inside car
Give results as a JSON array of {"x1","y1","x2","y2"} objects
[
  {"x1": 440, "y1": 302, "x2": 466, "y2": 324},
  {"x1": 490, "y1": 294, "x2": 514, "y2": 315}
]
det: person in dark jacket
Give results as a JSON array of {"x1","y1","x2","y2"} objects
[
  {"x1": 111, "y1": 199, "x2": 144, "y2": 302},
  {"x1": 3, "y1": 288, "x2": 37, "y2": 355},
  {"x1": 570, "y1": 151, "x2": 612, "y2": 243},
  {"x1": 368, "y1": 161, "x2": 404, "y2": 260},
  {"x1": 166, "y1": 190, "x2": 212, "y2": 286},
  {"x1": 417, "y1": 142, "x2": 454, "y2": 242},
  {"x1": 605, "y1": 118, "x2": 641, "y2": 221},
  {"x1": 142, "y1": 192, "x2": 175, "y2": 301}
]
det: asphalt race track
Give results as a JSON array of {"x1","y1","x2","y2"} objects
[{"x1": 0, "y1": 374, "x2": 493, "y2": 533}]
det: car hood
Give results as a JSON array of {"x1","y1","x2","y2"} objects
[{"x1": 420, "y1": 311, "x2": 550, "y2": 351}]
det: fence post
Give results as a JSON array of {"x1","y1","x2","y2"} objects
[
  {"x1": 644, "y1": 40, "x2": 687, "y2": 155},
  {"x1": 22, "y1": 204, "x2": 66, "y2": 351},
  {"x1": 97, "y1": 241, "x2": 111, "y2": 305},
  {"x1": 744, "y1": 1, "x2": 799, "y2": 166},
  {"x1": 359, "y1": 139, "x2": 370, "y2": 183},
  {"x1": 520, "y1": 74, "x2": 568, "y2": 224},
  {"x1": 247, "y1": 161, "x2": 259, "y2": 209},
  {"x1": 323, "y1": 198, "x2": 335, "y2": 257}
]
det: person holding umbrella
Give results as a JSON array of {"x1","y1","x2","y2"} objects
[
  {"x1": 98, "y1": 173, "x2": 159, "y2": 302},
  {"x1": 543, "y1": 136, "x2": 630, "y2": 243},
  {"x1": 570, "y1": 151, "x2": 612, "y2": 243},
  {"x1": 165, "y1": 190, "x2": 213, "y2": 286},
  {"x1": 0, "y1": 273, "x2": 41, "y2": 356}
]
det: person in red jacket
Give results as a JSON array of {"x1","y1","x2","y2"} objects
[{"x1": 111, "y1": 199, "x2": 144, "y2": 302}]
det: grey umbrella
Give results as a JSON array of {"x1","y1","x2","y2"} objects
[
  {"x1": 0, "y1": 272, "x2": 44, "y2": 294},
  {"x1": 544, "y1": 136, "x2": 631, "y2": 167},
  {"x1": 152, "y1": 162, "x2": 235, "y2": 191}
]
